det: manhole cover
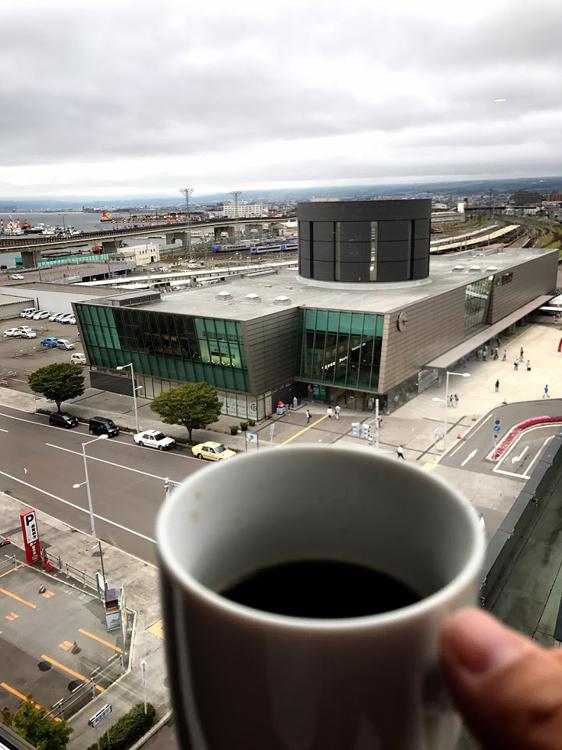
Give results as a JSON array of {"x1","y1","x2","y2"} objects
[
  {"x1": 38, "y1": 661, "x2": 51, "y2": 672},
  {"x1": 68, "y1": 680, "x2": 83, "y2": 692}
]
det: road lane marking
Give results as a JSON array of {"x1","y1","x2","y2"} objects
[
  {"x1": 0, "y1": 428, "x2": 8, "y2": 433},
  {"x1": 461, "y1": 449, "x2": 477, "y2": 467},
  {"x1": 0, "y1": 564, "x2": 24, "y2": 580},
  {"x1": 0, "y1": 411, "x2": 88, "y2": 432},
  {"x1": 524, "y1": 435, "x2": 555, "y2": 477},
  {"x1": 0, "y1": 682, "x2": 61, "y2": 719},
  {"x1": 0, "y1": 469, "x2": 157, "y2": 545},
  {"x1": 45, "y1": 443, "x2": 169, "y2": 481},
  {"x1": 147, "y1": 619, "x2": 164, "y2": 639},
  {"x1": 40, "y1": 654, "x2": 105, "y2": 692},
  {"x1": 78, "y1": 628, "x2": 124, "y2": 654},
  {"x1": 511, "y1": 445, "x2": 529, "y2": 464},
  {"x1": 5, "y1": 612, "x2": 18, "y2": 621},
  {"x1": 0, "y1": 586, "x2": 36, "y2": 609},
  {"x1": 281, "y1": 415, "x2": 328, "y2": 445}
]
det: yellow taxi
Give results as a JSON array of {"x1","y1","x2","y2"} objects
[{"x1": 191, "y1": 441, "x2": 236, "y2": 461}]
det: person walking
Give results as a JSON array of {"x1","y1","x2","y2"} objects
[
  {"x1": 305, "y1": 409, "x2": 311, "y2": 424},
  {"x1": 543, "y1": 384, "x2": 550, "y2": 399},
  {"x1": 396, "y1": 445, "x2": 405, "y2": 460},
  {"x1": 453, "y1": 393, "x2": 459, "y2": 407},
  {"x1": 495, "y1": 379, "x2": 500, "y2": 393},
  {"x1": 520, "y1": 346, "x2": 524, "y2": 360},
  {"x1": 513, "y1": 360, "x2": 519, "y2": 371},
  {"x1": 493, "y1": 348, "x2": 498, "y2": 361},
  {"x1": 334, "y1": 404, "x2": 341, "y2": 420},
  {"x1": 526, "y1": 360, "x2": 531, "y2": 372},
  {"x1": 502, "y1": 349, "x2": 507, "y2": 362},
  {"x1": 326, "y1": 406, "x2": 333, "y2": 419}
]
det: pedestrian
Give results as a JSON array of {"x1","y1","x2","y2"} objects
[
  {"x1": 543, "y1": 384, "x2": 550, "y2": 399},
  {"x1": 292, "y1": 395, "x2": 298, "y2": 409},
  {"x1": 502, "y1": 349, "x2": 507, "y2": 361},
  {"x1": 326, "y1": 406, "x2": 333, "y2": 419},
  {"x1": 396, "y1": 445, "x2": 405, "y2": 460},
  {"x1": 305, "y1": 409, "x2": 311, "y2": 424},
  {"x1": 482, "y1": 346, "x2": 488, "y2": 362},
  {"x1": 494, "y1": 379, "x2": 499, "y2": 393},
  {"x1": 493, "y1": 348, "x2": 498, "y2": 361},
  {"x1": 520, "y1": 346, "x2": 524, "y2": 360},
  {"x1": 454, "y1": 393, "x2": 459, "y2": 407},
  {"x1": 448, "y1": 394, "x2": 454, "y2": 407},
  {"x1": 334, "y1": 404, "x2": 341, "y2": 420},
  {"x1": 513, "y1": 360, "x2": 518, "y2": 371},
  {"x1": 526, "y1": 360, "x2": 531, "y2": 372}
]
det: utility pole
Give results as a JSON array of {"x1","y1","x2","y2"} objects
[
  {"x1": 231, "y1": 190, "x2": 242, "y2": 242},
  {"x1": 179, "y1": 188, "x2": 194, "y2": 255}
]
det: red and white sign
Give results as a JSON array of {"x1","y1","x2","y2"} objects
[{"x1": 19, "y1": 509, "x2": 42, "y2": 564}]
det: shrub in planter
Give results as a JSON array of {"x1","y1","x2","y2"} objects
[
  {"x1": 230, "y1": 425, "x2": 239, "y2": 436},
  {"x1": 86, "y1": 703, "x2": 155, "y2": 750},
  {"x1": 248, "y1": 419, "x2": 256, "y2": 427},
  {"x1": 239, "y1": 421, "x2": 248, "y2": 431}
]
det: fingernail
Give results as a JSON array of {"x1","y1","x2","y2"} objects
[{"x1": 442, "y1": 609, "x2": 534, "y2": 676}]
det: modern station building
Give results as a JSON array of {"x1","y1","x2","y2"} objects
[{"x1": 73, "y1": 200, "x2": 558, "y2": 419}]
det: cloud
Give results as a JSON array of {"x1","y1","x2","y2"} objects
[{"x1": 0, "y1": 0, "x2": 561, "y2": 196}]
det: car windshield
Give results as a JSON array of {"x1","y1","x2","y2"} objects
[
  {"x1": 215, "y1": 444, "x2": 225, "y2": 452},
  {"x1": 153, "y1": 432, "x2": 166, "y2": 440}
]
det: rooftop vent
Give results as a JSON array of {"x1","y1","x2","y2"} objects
[
  {"x1": 273, "y1": 295, "x2": 291, "y2": 305},
  {"x1": 452, "y1": 265, "x2": 465, "y2": 272},
  {"x1": 468, "y1": 266, "x2": 482, "y2": 272},
  {"x1": 485, "y1": 266, "x2": 498, "y2": 271},
  {"x1": 245, "y1": 293, "x2": 261, "y2": 303},
  {"x1": 216, "y1": 290, "x2": 232, "y2": 301}
]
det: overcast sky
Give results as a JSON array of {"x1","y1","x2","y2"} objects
[{"x1": 1, "y1": 0, "x2": 561, "y2": 198}]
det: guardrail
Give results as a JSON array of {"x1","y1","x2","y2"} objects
[{"x1": 491, "y1": 415, "x2": 562, "y2": 460}]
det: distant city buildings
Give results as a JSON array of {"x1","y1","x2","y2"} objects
[{"x1": 222, "y1": 202, "x2": 266, "y2": 219}]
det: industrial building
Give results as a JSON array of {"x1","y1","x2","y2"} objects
[{"x1": 72, "y1": 200, "x2": 558, "y2": 419}]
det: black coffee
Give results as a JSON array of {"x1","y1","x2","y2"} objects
[{"x1": 219, "y1": 559, "x2": 420, "y2": 618}]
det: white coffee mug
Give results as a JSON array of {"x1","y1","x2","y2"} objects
[{"x1": 157, "y1": 445, "x2": 485, "y2": 750}]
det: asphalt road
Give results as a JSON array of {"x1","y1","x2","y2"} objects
[
  {"x1": 442, "y1": 398, "x2": 562, "y2": 480},
  {"x1": 0, "y1": 406, "x2": 206, "y2": 562}
]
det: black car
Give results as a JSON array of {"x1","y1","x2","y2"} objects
[
  {"x1": 48, "y1": 412, "x2": 78, "y2": 429},
  {"x1": 89, "y1": 416, "x2": 119, "y2": 437}
]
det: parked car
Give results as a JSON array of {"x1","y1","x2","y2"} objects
[
  {"x1": 56, "y1": 339, "x2": 74, "y2": 350},
  {"x1": 32, "y1": 310, "x2": 50, "y2": 320},
  {"x1": 49, "y1": 312, "x2": 63, "y2": 321},
  {"x1": 18, "y1": 330, "x2": 37, "y2": 339},
  {"x1": 62, "y1": 315, "x2": 76, "y2": 325},
  {"x1": 191, "y1": 441, "x2": 236, "y2": 461},
  {"x1": 89, "y1": 416, "x2": 119, "y2": 437},
  {"x1": 3, "y1": 328, "x2": 21, "y2": 337},
  {"x1": 10, "y1": 274, "x2": 24, "y2": 280},
  {"x1": 133, "y1": 429, "x2": 176, "y2": 450},
  {"x1": 48, "y1": 412, "x2": 78, "y2": 429},
  {"x1": 53, "y1": 313, "x2": 69, "y2": 322},
  {"x1": 70, "y1": 352, "x2": 87, "y2": 365},
  {"x1": 20, "y1": 308, "x2": 38, "y2": 318},
  {"x1": 40, "y1": 337, "x2": 59, "y2": 347}
]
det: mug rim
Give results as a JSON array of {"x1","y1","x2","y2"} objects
[{"x1": 157, "y1": 444, "x2": 486, "y2": 630}]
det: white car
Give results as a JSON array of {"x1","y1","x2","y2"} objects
[
  {"x1": 10, "y1": 274, "x2": 24, "y2": 280},
  {"x1": 64, "y1": 316, "x2": 76, "y2": 325},
  {"x1": 18, "y1": 330, "x2": 37, "y2": 339},
  {"x1": 3, "y1": 328, "x2": 21, "y2": 337},
  {"x1": 49, "y1": 312, "x2": 63, "y2": 321},
  {"x1": 32, "y1": 310, "x2": 50, "y2": 320},
  {"x1": 133, "y1": 430, "x2": 176, "y2": 451},
  {"x1": 20, "y1": 308, "x2": 38, "y2": 319}
]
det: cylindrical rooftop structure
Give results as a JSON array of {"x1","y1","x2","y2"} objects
[{"x1": 297, "y1": 199, "x2": 431, "y2": 283}]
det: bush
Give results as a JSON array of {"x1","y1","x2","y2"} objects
[
  {"x1": 248, "y1": 419, "x2": 256, "y2": 427},
  {"x1": 230, "y1": 425, "x2": 239, "y2": 436},
  {"x1": 239, "y1": 421, "x2": 248, "y2": 431},
  {"x1": 86, "y1": 704, "x2": 155, "y2": 750}
]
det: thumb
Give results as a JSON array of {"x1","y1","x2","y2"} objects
[{"x1": 440, "y1": 608, "x2": 562, "y2": 750}]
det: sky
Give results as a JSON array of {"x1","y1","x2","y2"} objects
[{"x1": 1, "y1": 0, "x2": 562, "y2": 198}]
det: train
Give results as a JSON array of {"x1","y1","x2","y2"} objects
[{"x1": 211, "y1": 239, "x2": 298, "y2": 255}]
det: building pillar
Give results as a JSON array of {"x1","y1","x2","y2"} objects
[{"x1": 101, "y1": 240, "x2": 118, "y2": 253}]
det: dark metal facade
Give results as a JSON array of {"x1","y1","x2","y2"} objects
[{"x1": 298, "y1": 199, "x2": 431, "y2": 283}]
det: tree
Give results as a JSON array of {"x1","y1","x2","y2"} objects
[
  {"x1": 28, "y1": 363, "x2": 84, "y2": 412},
  {"x1": 9, "y1": 699, "x2": 72, "y2": 750},
  {"x1": 150, "y1": 382, "x2": 222, "y2": 442}
]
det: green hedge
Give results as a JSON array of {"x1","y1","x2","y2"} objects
[{"x1": 86, "y1": 704, "x2": 155, "y2": 750}]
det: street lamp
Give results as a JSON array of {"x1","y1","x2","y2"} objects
[
  {"x1": 437, "y1": 371, "x2": 471, "y2": 450},
  {"x1": 179, "y1": 188, "x2": 193, "y2": 256},
  {"x1": 116, "y1": 363, "x2": 141, "y2": 433},
  {"x1": 72, "y1": 434, "x2": 108, "y2": 540}
]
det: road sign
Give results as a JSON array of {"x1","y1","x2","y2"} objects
[
  {"x1": 88, "y1": 703, "x2": 112, "y2": 729},
  {"x1": 493, "y1": 418, "x2": 501, "y2": 434},
  {"x1": 246, "y1": 432, "x2": 257, "y2": 443}
]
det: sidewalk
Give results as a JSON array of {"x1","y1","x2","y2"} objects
[{"x1": 0, "y1": 491, "x2": 169, "y2": 750}]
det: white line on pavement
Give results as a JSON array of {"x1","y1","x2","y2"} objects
[
  {"x1": 44, "y1": 443, "x2": 170, "y2": 481},
  {"x1": 0, "y1": 428, "x2": 8, "y2": 433},
  {"x1": 511, "y1": 445, "x2": 529, "y2": 464},
  {"x1": 461, "y1": 449, "x2": 477, "y2": 467},
  {"x1": 524, "y1": 435, "x2": 555, "y2": 477},
  {"x1": 0, "y1": 468, "x2": 157, "y2": 544}
]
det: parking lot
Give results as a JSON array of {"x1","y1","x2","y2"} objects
[
  {"x1": 0, "y1": 315, "x2": 86, "y2": 392},
  {"x1": 0, "y1": 557, "x2": 123, "y2": 719}
]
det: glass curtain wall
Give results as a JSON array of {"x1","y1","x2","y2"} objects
[
  {"x1": 464, "y1": 277, "x2": 493, "y2": 336},
  {"x1": 299, "y1": 308, "x2": 383, "y2": 390},
  {"x1": 76, "y1": 304, "x2": 249, "y2": 392}
]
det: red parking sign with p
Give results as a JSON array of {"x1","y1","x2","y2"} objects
[{"x1": 20, "y1": 509, "x2": 42, "y2": 564}]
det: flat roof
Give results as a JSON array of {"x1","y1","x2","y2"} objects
[
  {"x1": 4, "y1": 282, "x2": 124, "y2": 297},
  {"x1": 0, "y1": 292, "x2": 33, "y2": 306},
  {"x1": 129, "y1": 247, "x2": 557, "y2": 321}
]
